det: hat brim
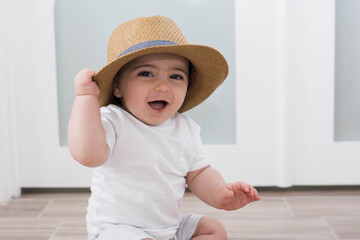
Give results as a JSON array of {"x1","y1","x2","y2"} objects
[{"x1": 93, "y1": 44, "x2": 228, "y2": 113}]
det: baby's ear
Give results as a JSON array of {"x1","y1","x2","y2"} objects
[
  {"x1": 112, "y1": 74, "x2": 122, "y2": 98},
  {"x1": 113, "y1": 87, "x2": 122, "y2": 98}
]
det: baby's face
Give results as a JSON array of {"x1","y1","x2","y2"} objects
[{"x1": 114, "y1": 53, "x2": 189, "y2": 125}]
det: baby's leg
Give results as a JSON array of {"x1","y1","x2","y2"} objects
[{"x1": 191, "y1": 216, "x2": 227, "y2": 240}]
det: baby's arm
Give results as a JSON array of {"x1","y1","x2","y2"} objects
[
  {"x1": 186, "y1": 166, "x2": 260, "y2": 211},
  {"x1": 67, "y1": 68, "x2": 110, "y2": 167}
]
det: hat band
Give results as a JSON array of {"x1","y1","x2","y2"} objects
[{"x1": 118, "y1": 40, "x2": 178, "y2": 58}]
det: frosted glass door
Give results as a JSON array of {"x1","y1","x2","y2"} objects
[{"x1": 335, "y1": 0, "x2": 360, "y2": 141}]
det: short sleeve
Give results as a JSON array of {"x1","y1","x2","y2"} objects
[
  {"x1": 187, "y1": 118, "x2": 212, "y2": 172},
  {"x1": 100, "y1": 107, "x2": 117, "y2": 155},
  {"x1": 188, "y1": 145, "x2": 212, "y2": 172}
]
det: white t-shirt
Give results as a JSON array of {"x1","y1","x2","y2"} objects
[{"x1": 86, "y1": 104, "x2": 211, "y2": 240}]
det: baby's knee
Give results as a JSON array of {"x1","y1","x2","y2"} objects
[
  {"x1": 208, "y1": 218, "x2": 227, "y2": 239},
  {"x1": 194, "y1": 216, "x2": 227, "y2": 239}
]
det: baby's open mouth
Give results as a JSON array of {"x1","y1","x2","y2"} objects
[{"x1": 148, "y1": 101, "x2": 168, "y2": 110}]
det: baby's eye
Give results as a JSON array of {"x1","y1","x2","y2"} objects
[
  {"x1": 170, "y1": 74, "x2": 184, "y2": 80},
  {"x1": 138, "y1": 71, "x2": 154, "y2": 77}
]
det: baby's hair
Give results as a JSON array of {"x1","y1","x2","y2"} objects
[{"x1": 111, "y1": 60, "x2": 193, "y2": 107}]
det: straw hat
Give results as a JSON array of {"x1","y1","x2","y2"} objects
[{"x1": 93, "y1": 15, "x2": 228, "y2": 113}]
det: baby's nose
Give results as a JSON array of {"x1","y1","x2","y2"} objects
[{"x1": 154, "y1": 79, "x2": 170, "y2": 92}]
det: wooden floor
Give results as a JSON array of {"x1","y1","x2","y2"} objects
[{"x1": 0, "y1": 188, "x2": 360, "y2": 239}]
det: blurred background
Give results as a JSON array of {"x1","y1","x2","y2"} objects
[{"x1": 1, "y1": 0, "x2": 360, "y2": 202}]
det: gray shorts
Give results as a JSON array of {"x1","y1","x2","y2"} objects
[{"x1": 89, "y1": 214, "x2": 202, "y2": 240}]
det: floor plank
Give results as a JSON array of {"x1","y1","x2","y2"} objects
[{"x1": 325, "y1": 217, "x2": 360, "y2": 240}]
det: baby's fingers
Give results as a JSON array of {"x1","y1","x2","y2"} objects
[
  {"x1": 74, "y1": 68, "x2": 99, "y2": 96},
  {"x1": 234, "y1": 182, "x2": 260, "y2": 200},
  {"x1": 223, "y1": 184, "x2": 235, "y2": 199},
  {"x1": 75, "y1": 68, "x2": 95, "y2": 83},
  {"x1": 247, "y1": 186, "x2": 260, "y2": 201},
  {"x1": 252, "y1": 188, "x2": 261, "y2": 201},
  {"x1": 233, "y1": 182, "x2": 250, "y2": 194}
]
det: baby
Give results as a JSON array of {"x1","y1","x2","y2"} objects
[{"x1": 68, "y1": 15, "x2": 260, "y2": 240}]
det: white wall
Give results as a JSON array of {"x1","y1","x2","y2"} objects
[{"x1": 0, "y1": 0, "x2": 21, "y2": 202}]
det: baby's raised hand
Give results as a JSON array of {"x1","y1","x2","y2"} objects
[
  {"x1": 74, "y1": 68, "x2": 100, "y2": 96},
  {"x1": 219, "y1": 182, "x2": 260, "y2": 211}
]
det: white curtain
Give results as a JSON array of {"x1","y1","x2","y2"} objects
[{"x1": 0, "y1": 0, "x2": 21, "y2": 203}]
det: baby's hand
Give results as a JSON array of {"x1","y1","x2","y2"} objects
[
  {"x1": 74, "y1": 68, "x2": 100, "y2": 96},
  {"x1": 218, "y1": 182, "x2": 260, "y2": 211}
]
